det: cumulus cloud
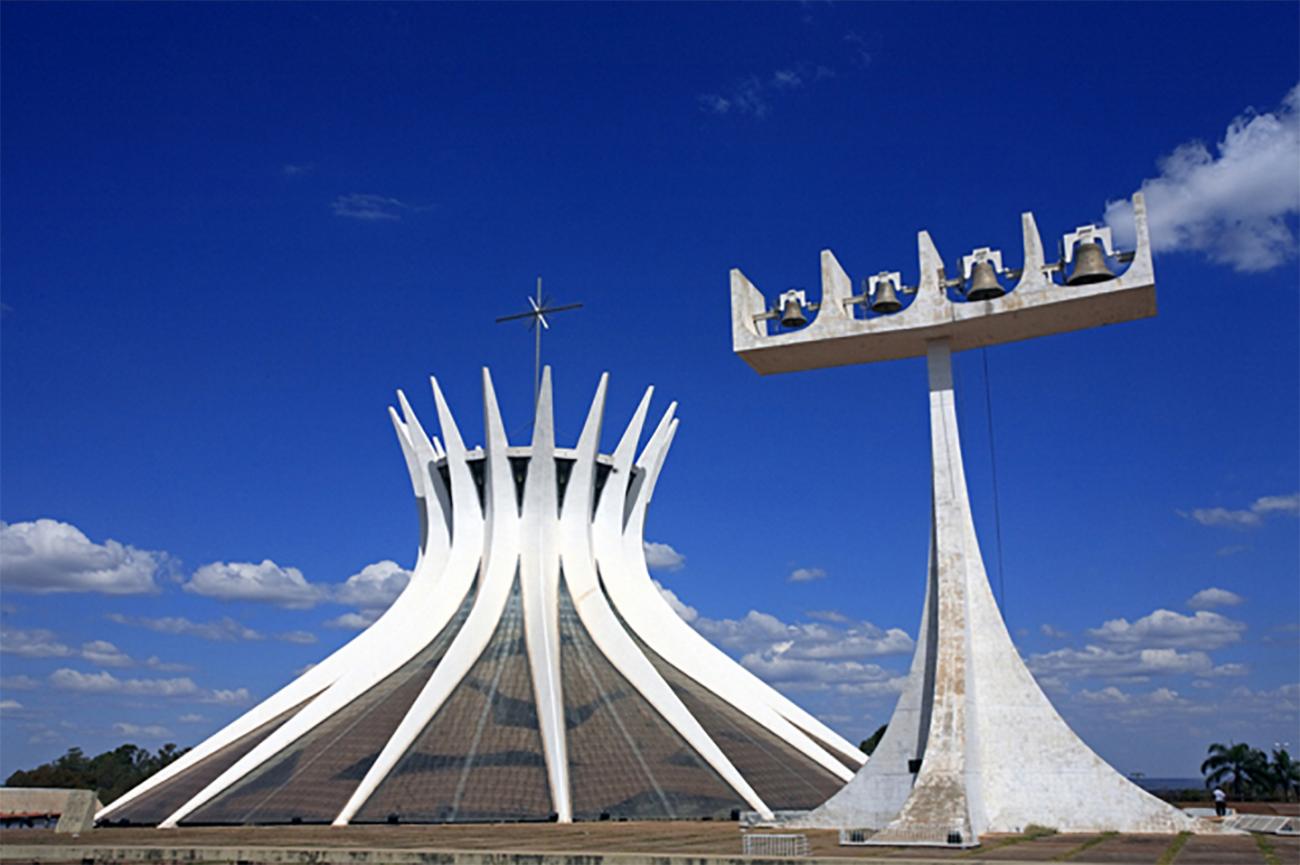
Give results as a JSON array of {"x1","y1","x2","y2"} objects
[
  {"x1": 113, "y1": 722, "x2": 172, "y2": 738},
  {"x1": 203, "y1": 687, "x2": 251, "y2": 705},
  {"x1": 107, "y1": 612, "x2": 264, "y2": 642},
  {"x1": 0, "y1": 674, "x2": 40, "y2": 690},
  {"x1": 0, "y1": 519, "x2": 162, "y2": 595},
  {"x1": 0, "y1": 699, "x2": 23, "y2": 712},
  {"x1": 49, "y1": 668, "x2": 199, "y2": 697},
  {"x1": 323, "y1": 610, "x2": 381, "y2": 630},
  {"x1": 178, "y1": 713, "x2": 204, "y2": 723},
  {"x1": 788, "y1": 567, "x2": 827, "y2": 583},
  {"x1": 277, "y1": 630, "x2": 317, "y2": 645},
  {"x1": 335, "y1": 561, "x2": 411, "y2": 608},
  {"x1": 1180, "y1": 492, "x2": 1299, "y2": 528},
  {"x1": 1187, "y1": 587, "x2": 1245, "y2": 609},
  {"x1": 185, "y1": 560, "x2": 324, "y2": 608},
  {"x1": 643, "y1": 542, "x2": 686, "y2": 572},
  {"x1": 653, "y1": 580, "x2": 699, "y2": 623},
  {"x1": 1040, "y1": 624, "x2": 1070, "y2": 639},
  {"x1": 1027, "y1": 644, "x2": 1216, "y2": 680},
  {"x1": 696, "y1": 609, "x2": 913, "y2": 661},
  {"x1": 331, "y1": 193, "x2": 430, "y2": 221},
  {"x1": 1087, "y1": 608, "x2": 1245, "y2": 650},
  {"x1": 80, "y1": 640, "x2": 133, "y2": 667},
  {"x1": 1105, "y1": 84, "x2": 1300, "y2": 272},
  {"x1": 0, "y1": 627, "x2": 72, "y2": 658}
]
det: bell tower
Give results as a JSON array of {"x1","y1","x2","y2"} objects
[{"x1": 730, "y1": 194, "x2": 1229, "y2": 846}]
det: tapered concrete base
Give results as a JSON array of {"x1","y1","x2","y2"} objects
[{"x1": 789, "y1": 340, "x2": 1230, "y2": 845}]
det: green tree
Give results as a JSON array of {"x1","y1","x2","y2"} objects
[
  {"x1": 4, "y1": 742, "x2": 189, "y2": 804},
  {"x1": 1266, "y1": 748, "x2": 1300, "y2": 802},
  {"x1": 1201, "y1": 741, "x2": 1268, "y2": 800}
]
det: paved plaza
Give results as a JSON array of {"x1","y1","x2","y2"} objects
[{"x1": 2, "y1": 819, "x2": 1298, "y2": 865}]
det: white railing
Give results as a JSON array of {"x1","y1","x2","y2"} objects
[
  {"x1": 742, "y1": 833, "x2": 811, "y2": 857},
  {"x1": 1224, "y1": 814, "x2": 1300, "y2": 836}
]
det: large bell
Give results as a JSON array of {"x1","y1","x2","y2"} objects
[
  {"x1": 1066, "y1": 240, "x2": 1115, "y2": 285},
  {"x1": 870, "y1": 278, "x2": 902, "y2": 313},
  {"x1": 966, "y1": 260, "x2": 1005, "y2": 301},
  {"x1": 779, "y1": 295, "x2": 808, "y2": 328}
]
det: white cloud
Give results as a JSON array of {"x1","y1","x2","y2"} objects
[
  {"x1": 0, "y1": 519, "x2": 162, "y2": 595},
  {"x1": 1181, "y1": 493, "x2": 1300, "y2": 528},
  {"x1": 1027, "y1": 644, "x2": 1215, "y2": 681},
  {"x1": 113, "y1": 722, "x2": 172, "y2": 738},
  {"x1": 334, "y1": 560, "x2": 410, "y2": 608},
  {"x1": 0, "y1": 699, "x2": 23, "y2": 712},
  {"x1": 696, "y1": 609, "x2": 913, "y2": 660},
  {"x1": 806, "y1": 609, "x2": 850, "y2": 624},
  {"x1": 108, "y1": 612, "x2": 264, "y2": 642},
  {"x1": 277, "y1": 630, "x2": 317, "y2": 645},
  {"x1": 653, "y1": 580, "x2": 698, "y2": 623},
  {"x1": 1078, "y1": 686, "x2": 1131, "y2": 704},
  {"x1": 331, "y1": 193, "x2": 430, "y2": 222},
  {"x1": 1087, "y1": 608, "x2": 1245, "y2": 650},
  {"x1": 203, "y1": 687, "x2": 251, "y2": 705},
  {"x1": 1187, "y1": 587, "x2": 1245, "y2": 609},
  {"x1": 323, "y1": 610, "x2": 380, "y2": 630},
  {"x1": 0, "y1": 674, "x2": 39, "y2": 690},
  {"x1": 788, "y1": 567, "x2": 827, "y2": 583},
  {"x1": 1208, "y1": 662, "x2": 1249, "y2": 677},
  {"x1": 643, "y1": 541, "x2": 686, "y2": 572},
  {"x1": 80, "y1": 640, "x2": 133, "y2": 667},
  {"x1": 697, "y1": 63, "x2": 834, "y2": 119},
  {"x1": 1105, "y1": 84, "x2": 1300, "y2": 272},
  {"x1": 185, "y1": 560, "x2": 324, "y2": 608},
  {"x1": 0, "y1": 627, "x2": 73, "y2": 658},
  {"x1": 1040, "y1": 624, "x2": 1069, "y2": 639},
  {"x1": 49, "y1": 668, "x2": 199, "y2": 697},
  {"x1": 281, "y1": 163, "x2": 314, "y2": 177},
  {"x1": 178, "y1": 713, "x2": 204, "y2": 723},
  {"x1": 143, "y1": 656, "x2": 190, "y2": 672}
]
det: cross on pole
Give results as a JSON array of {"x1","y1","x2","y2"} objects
[{"x1": 495, "y1": 277, "x2": 583, "y2": 410}]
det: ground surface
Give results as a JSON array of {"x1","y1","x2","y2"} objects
[{"x1": 2, "y1": 820, "x2": 1298, "y2": 865}]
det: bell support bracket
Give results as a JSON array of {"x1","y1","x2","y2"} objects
[{"x1": 729, "y1": 192, "x2": 1154, "y2": 375}]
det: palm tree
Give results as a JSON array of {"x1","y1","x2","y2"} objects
[
  {"x1": 1201, "y1": 742, "x2": 1268, "y2": 800},
  {"x1": 1268, "y1": 748, "x2": 1300, "y2": 802}
]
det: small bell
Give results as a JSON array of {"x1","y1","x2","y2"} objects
[
  {"x1": 1066, "y1": 240, "x2": 1115, "y2": 285},
  {"x1": 870, "y1": 277, "x2": 902, "y2": 313},
  {"x1": 779, "y1": 295, "x2": 808, "y2": 328},
  {"x1": 966, "y1": 260, "x2": 1005, "y2": 301}
]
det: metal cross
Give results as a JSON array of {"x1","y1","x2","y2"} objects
[{"x1": 495, "y1": 277, "x2": 583, "y2": 410}]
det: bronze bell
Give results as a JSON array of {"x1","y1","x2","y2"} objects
[
  {"x1": 870, "y1": 278, "x2": 902, "y2": 313},
  {"x1": 966, "y1": 260, "x2": 1005, "y2": 301},
  {"x1": 779, "y1": 295, "x2": 808, "y2": 328},
  {"x1": 1066, "y1": 240, "x2": 1115, "y2": 285}
]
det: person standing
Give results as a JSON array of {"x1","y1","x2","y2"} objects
[{"x1": 1212, "y1": 786, "x2": 1227, "y2": 817}]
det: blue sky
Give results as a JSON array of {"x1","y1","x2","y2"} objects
[{"x1": 1, "y1": 2, "x2": 1297, "y2": 780}]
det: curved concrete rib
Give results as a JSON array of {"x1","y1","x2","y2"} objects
[
  {"x1": 335, "y1": 369, "x2": 520, "y2": 825},
  {"x1": 520, "y1": 367, "x2": 571, "y2": 821},
  {"x1": 564, "y1": 377, "x2": 773, "y2": 818},
  {"x1": 610, "y1": 409, "x2": 866, "y2": 770},
  {"x1": 155, "y1": 385, "x2": 480, "y2": 829},
  {"x1": 98, "y1": 402, "x2": 450, "y2": 824},
  {"x1": 591, "y1": 401, "x2": 856, "y2": 783}
]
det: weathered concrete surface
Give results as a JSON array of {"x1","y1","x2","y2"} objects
[
  {"x1": 790, "y1": 341, "x2": 1230, "y2": 843},
  {"x1": 53, "y1": 790, "x2": 97, "y2": 834},
  {"x1": 0, "y1": 788, "x2": 103, "y2": 827}
]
